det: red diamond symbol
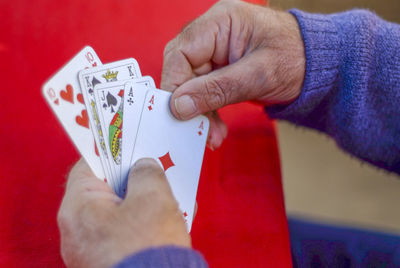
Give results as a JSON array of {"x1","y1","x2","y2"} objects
[
  {"x1": 148, "y1": 105, "x2": 152, "y2": 111},
  {"x1": 198, "y1": 131, "x2": 202, "y2": 136},
  {"x1": 158, "y1": 152, "x2": 175, "y2": 171},
  {"x1": 183, "y1": 211, "x2": 188, "y2": 217},
  {"x1": 103, "y1": 178, "x2": 107, "y2": 183}
]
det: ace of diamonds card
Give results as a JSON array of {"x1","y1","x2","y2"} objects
[{"x1": 131, "y1": 89, "x2": 209, "y2": 231}]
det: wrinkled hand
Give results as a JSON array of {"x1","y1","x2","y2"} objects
[
  {"x1": 57, "y1": 158, "x2": 190, "y2": 268},
  {"x1": 162, "y1": 0, "x2": 305, "y2": 149}
]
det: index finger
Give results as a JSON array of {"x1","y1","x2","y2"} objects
[{"x1": 160, "y1": 1, "x2": 232, "y2": 91}]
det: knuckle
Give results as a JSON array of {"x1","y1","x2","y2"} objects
[
  {"x1": 203, "y1": 77, "x2": 229, "y2": 110},
  {"x1": 180, "y1": 18, "x2": 196, "y2": 35},
  {"x1": 179, "y1": 25, "x2": 195, "y2": 45},
  {"x1": 217, "y1": 0, "x2": 233, "y2": 8},
  {"x1": 163, "y1": 40, "x2": 176, "y2": 58},
  {"x1": 57, "y1": 209, "x2": 70, "y2": 232},
  {"x1": 216, "y1": 0, "x2": 240, "y2": 12}
]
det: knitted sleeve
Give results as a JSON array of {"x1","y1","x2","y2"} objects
[
  {"x1": 267, "y1": 9, "x2": 400, "y2": 173},
  {"x1": 114, "y1": 246, "x2": 208, "y2": 268}
]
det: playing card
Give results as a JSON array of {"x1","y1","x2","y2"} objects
[
  {"x1": 42, "y1": 46, "x2": 106, "y2": 180},
  {"x1": 79, "y1": 58, "x2": 142, "y2": 194},
  {"x1": 120, "y1": 77, "x2": 155, "y2": 194},
  {"x1": 130, "y1": 89, "x2": 209, "y2": 231},
  {"x1": 93, "y1": 76, "x2": 153, "y2": 196}
]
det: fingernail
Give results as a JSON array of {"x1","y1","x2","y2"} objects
[{"x1": 174, "y1": 95, "x2": 197, "y2": 119}]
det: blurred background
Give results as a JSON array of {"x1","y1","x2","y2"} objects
[{"x1": 270, "y1": 0, "x2": 400, "y2": 234}]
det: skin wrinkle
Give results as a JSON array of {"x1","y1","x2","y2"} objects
[
  {"x1": 162, "y1": 40, "x2": 193, "y2": 90},
  {"x1": 229, "y1": 12, "x2": 247, "y2": 64},
  {"x1": 164, "y1": 55, "x2": 190, "y2": 90},
  {"x1": 212, "y1": 5, "x2": 232, "y2": 66},
  {"x1": 225, "y1": 61, "x2": 251, "y2": 101},
  {"x1": 243, "y1": 17, "x2": 255, "y2": 56},
  {"x1": 193, "y1": 61, "x2": 212, "y2": 76},
  {"x1": 249, "y1": 4, "x2": 269, "y2": 52},
  {"x1": 178, "y1": 50, "x2": 195, "y2": 77},
  {"x1": 254, "y1": 11, "x2": 270, "y2": 49},
  {"x1": 245, "y1": 5, "x2": 260, "y2": 52},
  {"x1": 224, "y1": 12, "x2": 236, "y2": 65},
  {"x1": 256, "y1": 18, "x2": 276, "y2": 49},
  {"x1": 174, "y1": 19, "x2": 216, "y2": 84},
  {"x1": 179, "y1": 16, "x2": 214, "y2": 68},
  {"x1": 204, "y1": 76, "x2": 228, "y2": 110},
  {"x1": 161, "y1": 43, "x2": 174, "y2": 89},
  {"x1": 213, "y1": 19, "x2": 226, "y2": 66}
]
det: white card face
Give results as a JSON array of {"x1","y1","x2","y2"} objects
[
  {"x1": 120, "y1": 77, "x2": 155, "y2": 195},
  {"x1": 93, "y1": 77, "x2": 153, "y2": 196},
  {"x1": 131, "y1": 89, "x2": 209, "y2": 231},
  {"x1": 78, "y1": 58, "x2": 142, "y2": 194},
  {"x1": 93, "y1": 81, "x2": 124, "y2": 194},
  {"x1": 42, "y1": 46, "x2": 105, "y2": 179}
]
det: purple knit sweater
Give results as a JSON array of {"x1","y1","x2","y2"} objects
[
  {"x1": 114, "y1": 9, "x2": 400, "y2": 268},
  {"x1": 268, "y1": 9, "x2": 400, "y2": 173}
]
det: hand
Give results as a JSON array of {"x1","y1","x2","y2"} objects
[
  {"x1": 161, "y1": 0, "x2": 305, "y2": 149},
  {"x1": 57, "y1": 158, "x2": 190, "y2": 268}
]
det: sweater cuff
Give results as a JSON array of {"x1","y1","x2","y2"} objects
[
  {"x1": 114, "y1": 246, "x2": 208, "y2": 268},
  {"x1": 266, "y1": 9, "x2": 340, "y2": 123}
]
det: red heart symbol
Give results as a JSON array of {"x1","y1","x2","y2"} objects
[
  {"x1": 54, "y1": 99, "x2": 59, "y2": 105},
  {"x1": 75, "y1": 109, "x2": 89, "y2": 129},
  {"x1": 60, "y1": 84, "x2": 74, "y2": 103},
  {"x1": 77, "y1": 93, "x2": 84, "y2": 104}
]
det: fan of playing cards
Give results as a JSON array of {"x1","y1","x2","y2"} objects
[{"x1": 42, "y1": 46, "x2": 209, "y2": 230}]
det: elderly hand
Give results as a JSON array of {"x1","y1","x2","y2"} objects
[
  {"x1": 57, "y1": 158, "x2": 190, "y2": 268},
  {"x1": 162, "y1": 0, "x2": 305, "y2": 149}
]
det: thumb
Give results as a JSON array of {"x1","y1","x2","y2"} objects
[
  {"x1": 170, "y1": 51, "x2": 269, "y2": 120},
  {"x1": 124, "y1": 158, "x2": 177, "y2": 208}
]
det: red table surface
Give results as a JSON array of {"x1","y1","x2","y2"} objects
[{"x1": 0, "y1": 0, "x2": 292, "y2": 267}]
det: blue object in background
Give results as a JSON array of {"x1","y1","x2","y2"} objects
[{"x1": 288, "y1": 217, "x2": 400, "y2": 267}]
